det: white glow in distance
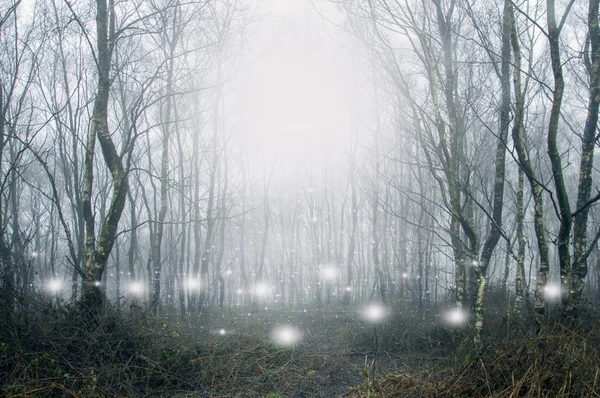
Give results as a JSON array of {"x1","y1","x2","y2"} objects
[
  {"x1": 254, "y1": 283, "x2": 271, "y2": 297},
  {"x1": 544, "y1": 283, "x2": 562, "y2": 300},
  {"x1": 46, "y1": 278, "x2": 62, "y2": 293},
  {"x1": 271, "y1": 325, "x2": 302, "y2": 347},
  {"x1": 345, "y1": 286, "x2": 352, "y2": 292},
  {"x1": 128, "y1": 281, "x2": 144, "y2": 295},
  {"x1": 444, "y1": 308, "x2": 468, "y2": 326},
  {"x1": 218, "y1": 328, "x2": 226, "y2": 336},
  {"x1": 362, "y1": 303, "x2": 387, "y2": 323},
  {"x1": 321, "y1": 265, "x2": 338, "y2": 281},
  {"x1": 185, "y1": 278, "x2": 201, "y2": 290},
  {"x1": 402, "y1": 273, "x2": 409, "y2": 279}
]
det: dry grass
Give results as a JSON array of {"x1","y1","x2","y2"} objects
[
  {"x1": 2, "y1": 299, "x2": 600, "y2": 397},
  {"x1": 345, "y1": 321, "x2": 600, "y2": 397}
]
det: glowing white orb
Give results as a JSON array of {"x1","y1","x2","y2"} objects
[
  {"x1": 128, "y1": 281, "x2": 144, "y2": 295},
  {"x1": 471, "y1": 260, "x2": 479, "y2": 266},
  {"x1": 321, "y1": 266, "x2": 338, "y2": 281},
  {"x1": 47, "y1": 278, "x2": 62, "y2": 293},
  {"x1": 444, "y1": 308, "x2": 468, "y2": 326},
  {"x1": 271, "y1": 325, "x2": 302, "y2": 346},
  {"x1": 225, "y1": 270, "x2": 232, "y2": 276},
  {"x1": 345, "y1": 286, "x2": 352, "y2": 292},
  {"x1": 93, "y1": 281, "x2": 101, "y2": 287},
  {"x1": 31, "y1": 251, "x2": 39, "y2": 258},
  {"x1": 185, "y1": 278, "x2": 201, "y2": 290},
  {"x1": 543, "y1": 283, "x2": 561, "y2": 300},
  {"x1": 218, "y1": 328, "x2": 226, "y2": 336},
  {"x1": 362, "y1": 303, "x2": 387, "y2": 323},
  {"x1": 254, "y1": 283, "x2": 271, "y2": 297},
  {"x1": 402, "y1": 273, "x2": 409, "y2": 279}
]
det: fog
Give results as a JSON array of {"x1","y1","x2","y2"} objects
[
  {"x1": 2, "y1": 0, "x2": 600, "y2": 395},
  {"x1": 232, "y1": 0, "x2": 370, "y2": 182}
]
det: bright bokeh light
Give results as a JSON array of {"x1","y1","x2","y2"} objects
[
  {"x1": 128, "y1": 281, "x2": 144, "y2": 295},
  {"x1": 271, "y1": 325, "x2": 302, "y2": 347},
  {"x1": 46, "y1": 278, "x2": 62, "y2": 293},
  {"x1": 444, "y1": 308, "x2": 468, "y2": 326},
  {"x1": 321, "y1": 265, "x2": 338, "y2": 281},
  {"x1": 402, "y1": 273, "x2": 409, "y2": 279},
  {"x1": 218, "y1": 328, "x2": 226, "y2": 336},
  {"x1": 254, "y1": 283, "x2": 271, "y2": 297},
  {"x1": 361, "y1": 303, "x2": 387, "y2": 323},
  {"x1": 345, "y1": 286, "x2": 352, "y2": 292},
  {"x1": 544, "y1": 283, "x2": 562, "y2": 300},
  {"x1": 185, "y1": 278, "x2": 201, "y2": 290}
]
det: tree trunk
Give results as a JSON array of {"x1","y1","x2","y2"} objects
[
  {"x1": 569, "y1": 0, "x2": 600, "y2": 317},
  {"x1": 82, "y1": 0, "x2": 130, "y2": 314}
]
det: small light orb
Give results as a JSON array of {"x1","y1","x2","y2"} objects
[
  {"x1": 185, "y1": 278, "x2": 201, "y2": 290},
  {"x1": 543, "y1": 283, "x2": 561, "y2": 300},
  {"x1": 31, "y1": 251, "x2": 39, "y2": 258},
  {"x1": 254, "y1": 283, "x2": 271, "y2": 297},
  {"x1": 444, "y1": 308, "x2": 468, "y2": 326},
  {"x1": 128, "y1": 281, "x2": 144, "y2": 295},
  {"x1": 362, "y1": 303, "x2": 387, "y2": 323},
  {"x1": 218, "y1": 328, "x2": 226, "y2": 336},
  {"x1": 225, "y1": 269, "x2": 232, "y2": 276},
  {"x1": 93, "y1": 281, "x2": 101, "y2": 287},
  {"x1": 236, "y1": 289, "x2": 243, "y2": 295},
  {"x1": 321, "y1": 265, "x2": 338, "y2": 281},
  {"x1": 271, "y1": 325, "x2": 302, "y2": 346},
  {"x1": 345, "y1": 286, "x2": 352, "y2": 292},
  {"x1": 402, "y1": 273, "x2": 409, "y2": 279},
  {"x1": 47, "y1": 278, "x2": 62, "y2": 293}
]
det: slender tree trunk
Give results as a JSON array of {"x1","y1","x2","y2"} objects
[
  {"x1": 546, "y1": 0, "x2": 574, "y2": 313},
  {"x1": 175, "y1": 108, "x2": 187, "y2": 321},
  {"x1": 472, "y1": 0, "x2": 512, "y2": 342},
  {"x1": 515, "y1": 169, "x2": 527, "y2": 309},
  {"x1": 150, "y1": 6, "x2": 180, "y2": 314},
  {"x1": 82, "y1": 0, "x2": 130, "y2": 313},
  {"x1": 127, "y1": 191, "x2": 138, "y2": 281},
  {"x1": 509, "y1": 6, "x2": 551, "y2": 318},
  {"x1": 344, "y1": 144, "x2": 358, "y2": 305},
  {"x1": 569, "y1": 0, "x2": 600, "y2": 316}
]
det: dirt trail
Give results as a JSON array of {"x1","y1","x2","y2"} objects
[{"x1": 196, "y1": 307, "x2": 403, "y2": 397}]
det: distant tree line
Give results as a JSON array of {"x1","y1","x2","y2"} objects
[{"x1": 0, "y1": 0, "x2": 599, "y2": 338}]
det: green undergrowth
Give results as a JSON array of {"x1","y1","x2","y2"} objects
[
  {"x1": 345, "y1": 322, "x2": 600, "y2": 397},
  {"x1": 1, "y1": 298, "x2": 599, "y2": 397},
  {"x1": 0, "y1": 304, "x2": 366, "y2": 397},
  {"x1": 345, "y1": 297, "x2": 600, "y2": 398}
]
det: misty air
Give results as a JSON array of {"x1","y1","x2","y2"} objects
[{"x1": 1, "y1": 0, "x2": 600, "y2": 396}]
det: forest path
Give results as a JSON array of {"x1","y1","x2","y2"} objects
[{"x1": 186, "y1": 306, "x2": 407, "y2": 397}]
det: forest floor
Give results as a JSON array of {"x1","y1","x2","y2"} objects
[
  {"x1": 2, "y1": 299, "x2": 600, "y2": 397},
  {"x1": 181, "y1": 306, "x2": 431, "y2": 397}
]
